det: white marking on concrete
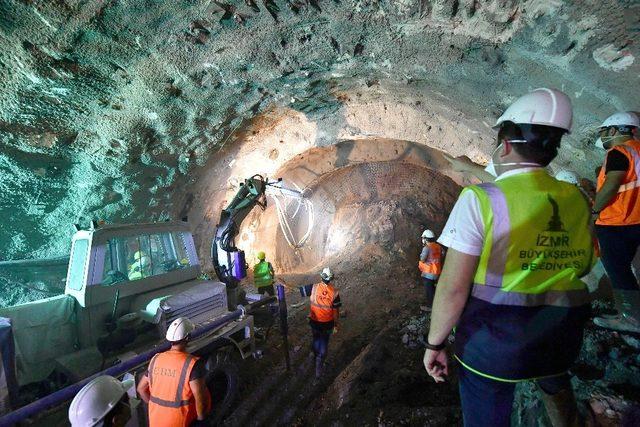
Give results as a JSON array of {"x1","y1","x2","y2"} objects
[{"x1": 593, "y1": 44, "x2": 635, "y2": 72}]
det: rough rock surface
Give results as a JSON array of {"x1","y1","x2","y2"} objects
[
  {"x1": 1, "y1": 0, "x2": 639, "y2": 262},
  {"x1": 1, "y1": 2, "x2": 640, "y2": 424}
]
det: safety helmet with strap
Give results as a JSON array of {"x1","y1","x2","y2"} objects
[
  {"x1": 494, "y1": 88, "x2": 573, "y2": 133},
  {"x1": 599, "y1": 111, "x2": 640, "y2": 130},
  {"x1": 596, "y1": 111, "x2": 640, "y2": 149},
  {"x1": 166, "y1": 317, "x2": 195, "y2": 342},
  {"x1": 256, "y1": 251, "x2": 266, "y2": 260},
  {"x1": 69, "y1": 376, "x2": 133, "y2": 427},
  {"x1": 320, "y1": 267, "x2": 333, "y2": 283},
  {"x1": 421, "y1": 229, "x2": 435, "y2": 239}
]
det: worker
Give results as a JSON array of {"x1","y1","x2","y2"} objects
[
  {"x1": 284, "y1": 268, "x2": 341, "y2": 378},
  {"x1": 423, "y1": 88, "x2": 594, "y2": 427},
  {"x1": 253, "y1": 251, "x2": 276, "y2": 296},
  {"x1": 128, "y1": 251, "x2": 151, "y2": 280},
  {"x1": 68, "y1": 375, "x2": 133, "y2": 427},
  {"x1": 137, "y1": 317, "x2": 211, "y2": 427},
  {"x1": 418, "y1": 229, "x2": 443, "y2": 312},
  {"x1": 591, "y1": 111, "x2": 640, "y2": 333}
]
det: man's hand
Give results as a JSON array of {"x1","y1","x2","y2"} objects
[
  {"x1": 443, "y1": 153, "x2": 476, "y2": 173},
  {"x1": 190, "y1": 377, "x2": 211, "y2": 420},
  {"x1": 332, "y1": 325, "x2": 339, "y2": 334},
  {"x1": 423, "y1": 348, "x2": 449, "y2": 383},
  {"x1": 443, "y1": 153, "x2": 495, "y2": 182},
  {"x1": 136, "y1": 374, "x2": 151, "y2": 404}
]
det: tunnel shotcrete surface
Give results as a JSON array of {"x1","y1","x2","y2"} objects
[
  {"x1": 264, "y1": 161, "x2": 459, "y2": 273},
  {"x1": 1, "y1": 0, "x2": 640, "y2": 425}
]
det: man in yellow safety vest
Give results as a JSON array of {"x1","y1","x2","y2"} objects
[{"x1": 423, "y1": 88, "x2": 594, "y2": 427}]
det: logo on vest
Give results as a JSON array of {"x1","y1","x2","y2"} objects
[
  {"x1": 153, "y1": 367, "x2": 177, "y2": 378},
  {"x1": 520, "y1": 195, "x2": 586, "y2": 271},
  {"x1": 535, "y1": 195, "x2": 569, "y2": 248}
]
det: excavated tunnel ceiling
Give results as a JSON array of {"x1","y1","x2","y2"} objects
[{"x1": 0, "y1": 0, "x2": 639, "y2": 264}]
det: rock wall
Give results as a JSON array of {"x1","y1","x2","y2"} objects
[{"x1": 0, "y1": 0, "x2": 638, "y2": 261}]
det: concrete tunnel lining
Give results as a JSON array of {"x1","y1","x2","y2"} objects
[{"x1": 234, "y1": 138, "x2": 464, "y2": 277}]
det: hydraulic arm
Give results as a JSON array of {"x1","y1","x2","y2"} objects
[
  {"x1": 211, "y1": 174, "x2": 311, "y2": 297},
  {"x1": 212, "y1": 175, "x2": 267, "y2": 289}
]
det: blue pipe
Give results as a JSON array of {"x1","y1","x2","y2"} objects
[{"x1": 0, "y1": 308, "x2": 243, "y2": 427}]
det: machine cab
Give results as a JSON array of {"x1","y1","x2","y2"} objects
[{"x1": 64, "y1": 222, "x2": 201, "y2": 308}]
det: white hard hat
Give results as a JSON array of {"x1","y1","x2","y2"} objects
[
  {"x1": 494, "y1": 88, "x2": 573, "y2": 133},
  {"x1": 421, "y1": 229, "x2": 435, "y2": 239},
  {"x1": 320, "y1": 267, "x2": 334, "y2": 282},
  {"x1": 555, "y1": 170, "x2": 579, "y2": 185},
  {"x1": 69, "y1": 375, "x2": 133, "y2": 427},
  {"x1": 598, "y1": 111, "x2": 640, "y2": 129},
  {"x1": 166, "y1": 317, "x2": 195, "y2": 342}
]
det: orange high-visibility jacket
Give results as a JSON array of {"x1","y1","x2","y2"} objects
[
  {"x1": 148, "y1": 350, "x2": 205, "y2": 427},
  {"x1": 597, "y1": 139, "x2": 640, "y2": 226},
  {"x1": 310, "y1": 282, "x2": 338, "y2": 323},
  {"x1": 418, "y1": 242, "x2": 443, "y2": 278}
]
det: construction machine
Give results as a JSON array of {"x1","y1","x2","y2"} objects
[
  {"x1": 211, "y1": 174, "x2": 311, "y2": 307},
  {"x1": 0, "y1": 220, "x2": 277, "y2": 425},
  {"x1": 0, "y1": 175, "x2": 308, "y2": 425}
]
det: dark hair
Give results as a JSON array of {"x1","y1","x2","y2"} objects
[
  {"x1": 497, "y1": 121, "x2": 565, "y2": 167},
  {"x1": 103, "y1": 394, "x2": 130, "y2": 427},
  {"x1": 169, "y1": 335, "x2": 190, "y2": 345}
]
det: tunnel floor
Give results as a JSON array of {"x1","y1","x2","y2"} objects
[
  {"x1": 224, "y1": 271, "x2": 640, "y2": 426},
  {"x1": 227, "y1": 271, "x2": 462, "y2": 426}
]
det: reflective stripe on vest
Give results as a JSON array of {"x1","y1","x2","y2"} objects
[
  {"x1": 310, "y1": 283, "x2": 336, "y2": 322},
  {"x1": 254, "y1": 261, "x2": 274, "y2": 287},
  {"x1": 596, "y1": 140, "x2": 640, "y2": 226},
  {"x1": 149, "y1": 353, "x2": 195, "y2": 408},
  {"x1": 470, "y1": 171, "x2": 593, "y2": 308}
]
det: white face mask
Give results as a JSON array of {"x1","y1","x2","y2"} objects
[
  {"x1": 485, "y1": 142, "x2": 540, "y2": 177},
  {"x1": 484, "y1": 161, "x2": 498, "y2": 177}
]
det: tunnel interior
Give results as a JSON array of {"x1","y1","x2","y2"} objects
[
  {"x1": 240, "y1": 150, "x2": 461, "y2": 277},
  {"x1": 1, "y1": 0, "x2": 640, "y2": 425}
]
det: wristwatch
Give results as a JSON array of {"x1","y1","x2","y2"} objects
[{"x1": 425, "y1": 340, "x2": 446, "y2": 351}]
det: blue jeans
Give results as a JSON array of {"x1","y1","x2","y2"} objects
[
  {"x1": 310, "y1": 322, "x2": 332, "y2": 359},
  {"x1": 595, "y1": 224, "x2": 640, "y2": 291},
  {"x1": 458, "y1": 366, "x2": 571, "y2": 427}
]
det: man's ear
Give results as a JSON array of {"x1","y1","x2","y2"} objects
[{"x1": 499, "y1": 140, "x2": 512, "y2": 157}]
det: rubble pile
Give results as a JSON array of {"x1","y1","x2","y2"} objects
[
  {"x1": 400, "y1": 313, "x2": 429, "y2": 349},
  {"x1": 396, "y1": 308, "x2": 640, "y2": 425}
]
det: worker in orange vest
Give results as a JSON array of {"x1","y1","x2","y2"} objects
[
  {"x1": 287, "y1": 268, "x2": 341, "y2": 378},
  {"x1": 137, "y1": 317, "x2": 211, "y2": 427},
  {"x1": 418, "y1": 229, "x2": 443, "y2": 312},
  {"x1": 592, "y1": 111, "x2": 640, "y2": 333}
]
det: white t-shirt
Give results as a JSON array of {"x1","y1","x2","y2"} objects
[{"x1": 437, "y1": 167, "x2": 543, "y2": 256}]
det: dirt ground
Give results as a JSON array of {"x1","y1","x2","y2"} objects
[
  {"x1": 218, "y1": 267, "x2": 640, "y2": 427},
  {"x1": 227, "y1": 268, "x2": 461, "y2": 427}
]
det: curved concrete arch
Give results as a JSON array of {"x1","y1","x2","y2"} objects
[{"x1": 239, "y1": 138, "x2": 465, "y2": 275}]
